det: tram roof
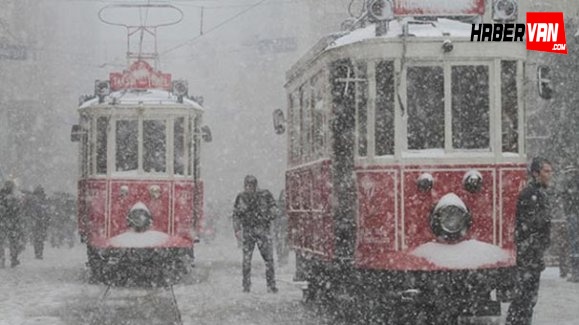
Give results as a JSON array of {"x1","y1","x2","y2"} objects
[
  {"x1": 79, "y1": 88, "x2": 204, "y2": 110},
  {"x1": 329, "y1": 18, "x2": 472, "y2": 49},
  {"x1": 286, "y1": 17, "x2": 521, "y2": 84}
]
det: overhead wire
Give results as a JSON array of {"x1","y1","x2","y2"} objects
[{"x1": 160, "y1": 0, "x2": 270, "y2": 55}]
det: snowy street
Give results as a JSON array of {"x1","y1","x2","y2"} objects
[{"x1": 0, "y1": 232, "x2": 578, "y2": 325}]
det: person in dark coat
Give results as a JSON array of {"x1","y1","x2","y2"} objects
[
  {"x1": 506, "y1": 157, "x2": 554, "y2": 325},
  {"x1": 29, "y1": 185, "x2": 50, "y2": 259},
  {"x1": 0, "y1": 180, "x2": 24, "y2": 268},
  {"x1": 233, "y1": 175, "x2": 278, "y2": 293}
]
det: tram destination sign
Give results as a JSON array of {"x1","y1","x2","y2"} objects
[
  {"x1": 393, "y1": 0, "x2": 484, "y2": 16},
  {"x1": 0, "y1": 44, "x2": 27, "y2": 60}
]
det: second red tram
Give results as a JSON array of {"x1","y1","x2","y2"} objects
[
  {"x1": 281, "y1": 1, "x2": 527, "y2": 323},
  {"x1": 72, "y1": 60, "x2": 206, "y2": 283}
]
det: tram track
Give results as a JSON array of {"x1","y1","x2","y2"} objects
[{"x1": 97, "y1": 284, "x2": 184, "y2": 325}]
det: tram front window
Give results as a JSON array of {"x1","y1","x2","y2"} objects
[
  {"x1": 407, "y1": 66, "x2": 444, "y2": 150},
  {"x1": 174, "y1": 117, "x2": 186, "y2": 175},
  {"x1": 116, "y1": 120, "x2": 138, "y2": 172},
  {"x1": 96, "y1": 116, "x2": 108, "y2": 174},
  {"x1": 451, "y1": 65, "x2": 490, "y2": 150},
  {"x1": 143, "y1": 120, "x2": 167, "y2": 173}
]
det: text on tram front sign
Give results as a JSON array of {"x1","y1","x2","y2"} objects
[{"x1": 393, "y1": 0, "x2": 485, "y2": 16}]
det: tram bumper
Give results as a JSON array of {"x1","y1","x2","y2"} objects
[
  {"x1": 94, "y1": 246, "x2": 192, "y2": 266},
  {"x1": 390, "y1": 267, "x2": 516, "y2": 316}
]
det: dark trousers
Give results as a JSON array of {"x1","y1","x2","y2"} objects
[
  {"x1": 242, "y1": 230, "x2": 276, "y2": 290},
  {"x1": 33, "y1": 237, "x2": 44, "y2": 259},
  {"x1": 0, "y1": 229, "x2": 22, "y2": 266},
  {"x1": 506, "y1": 268, "x2": 541, "y2": 325},
  {"x1": 32, "y1": 228, "x2": 48, "y2": 259}
]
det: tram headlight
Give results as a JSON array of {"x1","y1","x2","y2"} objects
[
  {"x1": 127, "y1": 202, "x2": 152, "y2": 233},
  {"x1": 493, "y1": 0, "x2": 517, "y2": 22},
  {"x1": 463, "y1": 170, "x2": 483, "y2": 193},
  {"x1": 149, "y1": 185, "x2": 161, "y2": 199},
  {"x1": 429, "y1": 193, "x2": 471, "y2": 241},
  {"x1": 417, "y1": 173, "x2": 433, "y2": 192}
]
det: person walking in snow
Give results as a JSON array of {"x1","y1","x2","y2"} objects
[
  {"x1": 232, "y1": 175, "x2": 278, "y2": 293},
  {"x1": 506, "y1": 157, "x2": 554, "y2": 325},
  {"x1": 0, "y1": 180, "x2": 24, "y2": 268},
  {"x1": 28, "y1": 185, "x2": 50, "y2": 259}
]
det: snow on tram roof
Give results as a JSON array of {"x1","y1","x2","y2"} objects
[
  {"x1": 328, "y1": 18, "x2": 473, "y2": 49},
  {"x1": 79, "y1": 88, "x2": 204, "y2": 110}
]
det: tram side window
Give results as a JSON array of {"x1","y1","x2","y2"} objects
[
  {"x1": 312, "y1": 72, "x2": 326, "y2": 159},
  {"x1": 116, "y1": 120, "x2": 138, "y2": 172},
  {"x1": 375, "y1": 61, "x2": 395, "y2": 156},
  {"x1": 174, "y1": 117, "x2": 186, "y2": 175},
  {"x1": 289, "y1": 92, "x2": 300, "y2": 164},
  {"x1": 501, "y1": 61, "x2": 519, "y2": 153},
  {"x1": 356, "y1": 63, "x2": 368, "y2": 157},
  {"x1": 407, "y1": 66, "x2": 444, "y2": 150},
  {"x1": 451, "y1": 65, "x2": 490, "y2": 150},
  {"x1": 193, "y1": 116, "x2": 201, "y2": 178},
  {"x1": 80, "y1": 116, "x2": 89, "y2": 178},
  {"x1": 302, "y1": 85, "x2": 313, "y2": 162},
  {"x1": 143, "y1": 120, "x2": 167, "y2": 173},
  {"x1": 95, "y1": 117, "x2": 108, "y2": 174}
]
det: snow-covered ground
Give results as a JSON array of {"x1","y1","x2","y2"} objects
[{"x1": 1, "y1": 234, "x2": 578, "y2": 325}]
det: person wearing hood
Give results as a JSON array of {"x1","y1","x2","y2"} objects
[
  {"x1": 232, "y1": 175, "x2": 278, "y2": 293},
  {"x1": 506, "y1": 157, "x2": 554, "y2": 325}
]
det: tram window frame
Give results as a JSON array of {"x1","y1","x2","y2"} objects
[
  {"x1": 302, "y1": 84, "x2": 313, "y2": 163},
  {"x1": 143, "y1": 119, "x2": 168, "y2": 174},
  {"x1": 375, "y1": 60, "x2": 395, "y2": 157},
  {"x1": 299, "y1": 86, "x2": 306, "y2": 164},
  {"x1": 174, "y1": 117, "x2": 187, "y2": 176},
  {"x1": 356, "y1": 62, "x2": 369, "y2": 158},
  {"x1": 289, "y1": 91, "x2": 300, "y2": 165},
  {"x1": 95, "y1": 116, "x2": 108, "y2": 175},
  {"x1": 406, "y1": 65, "x2": 445, "y2": 151},
  {"x1": 115, "y1": 119, "x2": 139, "y2": 173},
  {"x1": 501, "y1": 60, "x2": 519, "y2": 153},
  {"x1": 311, "y1": 71, "x2": 326, "y2": 160},
  {"x1": 451, "y1": 64, "x2": 491, "y2": 150},
  {"x1": 80, "y1": 115, "x2": 90, "y2": 178},
  {"x1": 403, "y1": 62, "x2": 497, "y2": 156},
  {"x1": 192, "y1": 116, "x2": 201, "y2": 180}
]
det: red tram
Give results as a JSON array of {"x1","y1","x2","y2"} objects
[
  {"x1": 278, "y1": 0, "x2": 526, "y2": 323},
  {"x1": 71, "y1": 4, "x2": 208, "y2": 284}
]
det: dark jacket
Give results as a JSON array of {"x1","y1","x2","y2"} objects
[
  {"x1": 28, "y1": 194, "x2": 50, "y2": 238},
  {"x1": 233, "y1": 189, "x2": 276, "y2": 233},
  {"x1": 0, "y1": 187, "x2": 21, "y2": 231},
  {"x1": 515, "y1": 179, "x2": 552, "y2": 271}
]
